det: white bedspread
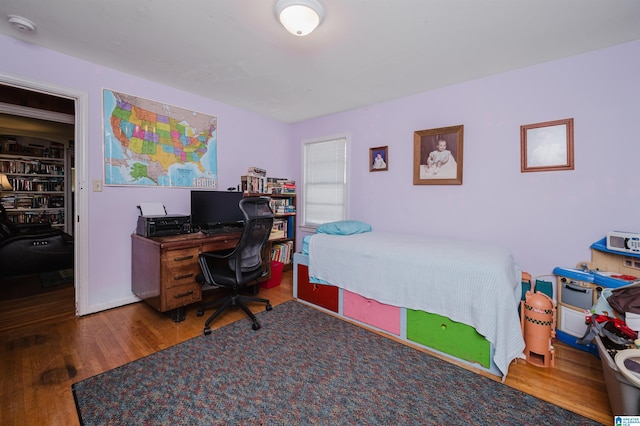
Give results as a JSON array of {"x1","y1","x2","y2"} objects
[{"x1": 308, "y1": 232, "x2": 525, "y2": 378}]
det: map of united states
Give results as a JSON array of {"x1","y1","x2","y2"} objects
[{"x1": 103, "y1": 90, "x2": 218, "y2": 187}]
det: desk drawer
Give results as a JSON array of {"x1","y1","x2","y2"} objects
[
  {"x1": 163, "y1": 265, "x2": 199, "y2": 289},
  {"x1": 162, "y1": 247, "x2": 199, "y2": 265},
  {"x1": 162, "y1": 247, "x2": 200, "y2": 289},
  {"x1": 163, "y1": 283, "x2": 201, "y2": 310},
  {"x1": 202, "y1": 237, "x2": 239, "y2": 253}
]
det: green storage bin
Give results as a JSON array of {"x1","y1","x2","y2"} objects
[{"x1": 406, "y1": 309, "x2": 490, "y2": 368}]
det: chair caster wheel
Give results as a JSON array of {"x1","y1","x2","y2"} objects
[
  {"x1": 252, "y1": 322, "x2": 260, "y2": 331},
  {"x1": 197, "y1": 308, "x2": 204, "y2": 317},
  {"x1": 266, "y1": 304, "x2": 273, "y2": 311},
  {"x1": 204, "y1": 327, "x2": 211, "y2": 335}
]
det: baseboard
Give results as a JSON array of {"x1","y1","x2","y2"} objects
[{"x1": 82, "y1": 295, "x2": 141, "y2": 316}]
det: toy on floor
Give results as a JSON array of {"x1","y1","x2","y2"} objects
[{"x1": 521, "y1": 288, "x2": 557, "y2": 367}]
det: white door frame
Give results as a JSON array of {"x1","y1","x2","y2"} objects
[{"x1": 0, "y1": 72, "x2": 90, "y2": 315}]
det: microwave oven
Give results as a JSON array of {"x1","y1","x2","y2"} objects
[{"x1": 606, "y1": 231, "x2": 640, "y2": 254}]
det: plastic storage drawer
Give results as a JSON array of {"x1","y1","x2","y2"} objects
[
  {"x1": 295, "y1": 263, "x2": 339, "y2": 313},
  {"x1": 343, "y1": 290, "x2": 401, "y2": 335},
  {"x1": 406, "y1": 309, "x2": 490, "y2": 368}
]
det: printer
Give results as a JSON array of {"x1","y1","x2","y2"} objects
[
  {"x1": 136, "y1": 214, "x2": 191, "y2": 237},
  {"x1": 136, "y1": 202, "x2": 191, "y2": 237}
]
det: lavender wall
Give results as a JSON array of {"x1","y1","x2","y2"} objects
[
  {"x1": 0, "y1": 34, "x2": 291, "y2": 312},
  {"x1": 2, "y1": 32, "x2": 639, "y2": 310},
  {"x1": 291, "y1": 40, "x2": 640, "y2": 281}
]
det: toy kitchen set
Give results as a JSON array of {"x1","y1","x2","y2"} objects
[{"x1": 554, "y1": 231, "x2": 640, "y2": 353}]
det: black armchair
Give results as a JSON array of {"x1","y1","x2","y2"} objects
[
  {"x1": 0, "y1": 205, "x2": 74, "y2": 278},
  {"x1": 197, "y1": 197, "x2": 274, "y2": 335}
]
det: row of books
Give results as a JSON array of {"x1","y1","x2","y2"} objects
[
  {"x1": 240, "y1": 175, "x2": 267, "y2": 194},
  {"x1": 6, "y1": 177, "x2": 64, "y2": 192},
  {"x1": 266, "y1": 177, "x2": 295, "y2": 194},
  {"x1": 0, "y1": 159, "x2": 65, "y2": 175},
  {"x1": 5, "y1": 210, "x2": 64, "y2": 225},
  {"x1": 240, "y1": 171, "x2": 296, "y2": 195},
  {"x1": 269, "y1": 198, "x2": 296, "y2": 214},
  {"x1": 271, "y1": 241, "x2": 294, "y2": 264},
  {"x1": 1, "y1": 194, "x2": 65, "y2": 209},
  {"x1": 0, "y1": 138, "x2": 65, "y2": 159}
]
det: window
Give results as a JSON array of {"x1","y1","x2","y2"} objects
[{"x1": 302, "y1": 136, "x2": 348, "y2": 228}]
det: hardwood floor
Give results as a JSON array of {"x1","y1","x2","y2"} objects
[{"x1": 0, "y1": 271, "x2": 612, "y2": 425}]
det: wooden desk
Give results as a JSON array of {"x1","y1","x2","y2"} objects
[{"x1": 131, "y1": 231, "x2": 241, "y2": 321}]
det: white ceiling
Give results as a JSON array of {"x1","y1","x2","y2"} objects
[{"x1": 1, "y1": 0, "x2": 639, "y2": 123}]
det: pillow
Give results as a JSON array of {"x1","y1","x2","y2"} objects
[{"x1": 316, "y1": 220, "x2": 372, "y2": 235}]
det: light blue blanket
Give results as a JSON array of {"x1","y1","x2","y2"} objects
[{"x1": 308, "y1": 231, "x2": 525, "y2": 378}]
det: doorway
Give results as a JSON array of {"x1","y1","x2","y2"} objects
[{"x1": 0, "y1": 73, "x2": 89, "y2": 317}]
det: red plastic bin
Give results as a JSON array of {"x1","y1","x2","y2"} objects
[{"x1": 260, "y1": 261, "x2": 284, "y2": 288}]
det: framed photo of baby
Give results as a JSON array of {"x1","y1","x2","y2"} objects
[
  {"x1": 370, "y1": 146, "x2": 388, "y2": 172},
  {"x1": 413, "y1": 125, "x2": 464, "y2": 185}
]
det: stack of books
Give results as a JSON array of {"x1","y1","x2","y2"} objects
[
  {"x1": 0, "y1": 194, "x2": 15, "y2": 209},
  {"x1": 269, "y1": 218, "x2": 287, "y2": 240},
  {"x1": 15, "y1": 194, "x2": 35, "y2": 209},
  {"x1": 266, "y1": 177, "x2": 295, "y2": 194}
]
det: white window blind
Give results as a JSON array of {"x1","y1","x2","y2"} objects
[{"x1": 303, "y1": 137, "x2": 348, "y2": 227}]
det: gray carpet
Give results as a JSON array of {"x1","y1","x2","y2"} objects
[{"x1": 72, "y1": 300, "x2": 602, "y2": 425}]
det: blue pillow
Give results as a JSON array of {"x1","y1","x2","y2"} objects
[{"x1": 316, "y1": 220, "x2": 372, "y2": 235}]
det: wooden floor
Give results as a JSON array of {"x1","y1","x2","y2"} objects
[{"x1": 0, "y1": 270, "x2": 612, "y2": 425}]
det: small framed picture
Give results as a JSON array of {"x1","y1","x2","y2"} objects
[
  {"x1": 521, "y1": 118, "x2": 574, "y2": 172},
  {"x1": 370, "y1": 146, "x2": 388, "y2": 172},
  {"x1": 413, "y1": 125, "x2": 463, "y2": 185}
]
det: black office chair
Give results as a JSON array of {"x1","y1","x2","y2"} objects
[{"x1": 197, "y1": 196, "x2": 274, "y2": 335}]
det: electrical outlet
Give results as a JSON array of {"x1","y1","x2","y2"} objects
[{"x1": 92, "y1": 180, "x2": 103, "y2": 192}]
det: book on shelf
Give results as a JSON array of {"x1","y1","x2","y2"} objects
[
  {"x1": 15, "y1": 194, "x2": 35, "y2": 208},
  {"x1": 6, "y1": 209, "x2": 64, "y2": 225},
  {"x1": 271, "y1": 240, "x2": 294, "y2": 264},
  {"x1": 241, "y1": 175, "x2": 267, "y2": 194},
  {"x1": 269, "y1": 218, "x2": 287, "y2": 240},
  {"x1": 246, "y1": 166, "x2": 266, "y2": 177},
  {"x1": 0, "y1": 137, "x2": 64, "y2": 158},
  {"x1": 0, "y1": 194, "x2": 16, "y2": 209},
  {"x1": 266, "y1": 177, "x2": 295, "y2": 194},
  {"x1": 269, "y1": 197, "x2": 296, "y2": 214}
]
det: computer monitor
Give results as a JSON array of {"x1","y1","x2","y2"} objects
[{"x1": 190, "y1": 190, "x2": 244, "y2": 231}]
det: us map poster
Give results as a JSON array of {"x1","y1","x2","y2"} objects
[{"x1": 103, "y1": 89, "x2": 218, "y2": 188}]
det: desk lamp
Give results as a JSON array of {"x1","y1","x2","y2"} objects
[{"x1": 0, "y1": 173, "x2": 13, "y2": 218}]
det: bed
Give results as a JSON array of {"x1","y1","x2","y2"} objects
[{"x1": 295, "y1": 223, "x2": 525, "y2": 379}]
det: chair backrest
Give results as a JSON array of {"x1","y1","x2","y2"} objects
[{"x1": 229, "y1": 197, "x2": 274, "y2": 274}]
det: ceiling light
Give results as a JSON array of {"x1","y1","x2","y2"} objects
[
  {"x1": 275, "y1": 0, "x2": 324, "y2": 37},
  {"x1": 7, "y1": 15, "x2": 36, "y2": 33}
]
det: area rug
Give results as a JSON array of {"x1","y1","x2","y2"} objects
[{"x1": 72, "y1": 300, "x2": 600, "y2": 425}]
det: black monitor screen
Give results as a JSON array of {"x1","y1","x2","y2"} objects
[{"x1": 190, "y1": 190, "x2": 244, "y2": 230}]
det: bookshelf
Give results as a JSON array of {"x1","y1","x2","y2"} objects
[
  {"x1": 268, "y1": 193, "x2": 296, "y2": 270},
  {"x1": 0, "y1": 136, "x2": 68, "y2": 232},
  {"x1": 242, "y1": 176, "x2": 296, "y2": 270}
]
